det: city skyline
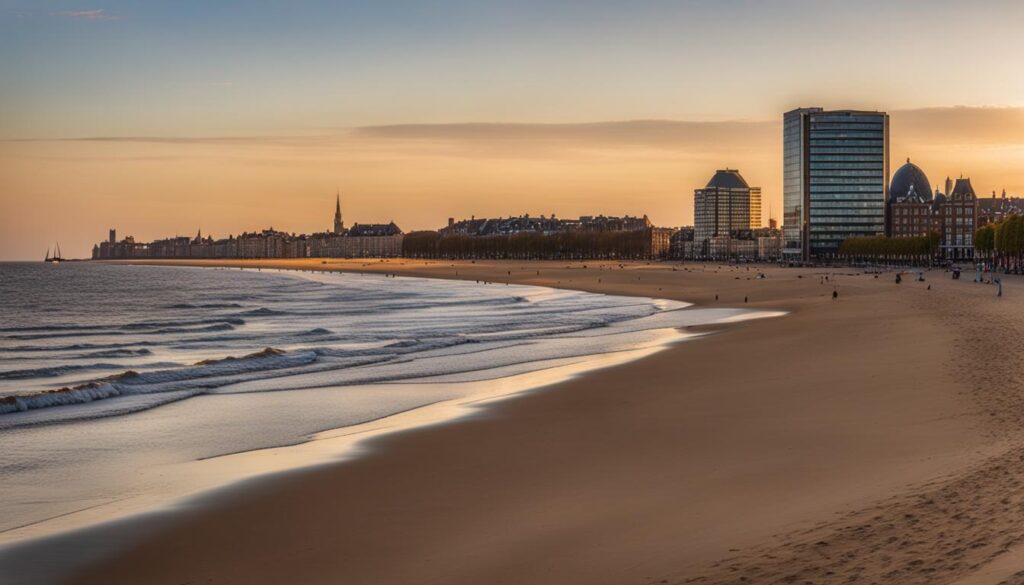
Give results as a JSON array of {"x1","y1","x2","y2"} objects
[
  {"x1": 4, "y1": 1, "x2": 1024, "y2": 259},
  {"x1": 5, "y1": 107, "x2": 1024, "y2": 260}
]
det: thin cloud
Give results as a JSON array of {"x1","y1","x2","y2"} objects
[
  {"x1": 354, "y1": 120, "x2": 779, "y2": 150},
  {"x1": 7, "y1": 107, "x2": 1024, "y2": 154},
  {"x1": 51, "y1": 9, "x2": 121, "y2": 21}
]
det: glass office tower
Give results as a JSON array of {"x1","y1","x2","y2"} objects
[{"x1": 782, "y1": 108, "x2": 889, "y2": 259}]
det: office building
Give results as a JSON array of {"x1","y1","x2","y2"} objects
[
  {"x1": 783, "y1": 108, "x2": 889, "y2": 259},
  {"x1": 693, "y1": 169, "x2": 761, "y2": 256}
]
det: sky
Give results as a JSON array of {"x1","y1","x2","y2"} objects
[{"x1": 2, "y1": 0, "x2": 1024, "y2": 259}]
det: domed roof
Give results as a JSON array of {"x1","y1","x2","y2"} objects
[
  {"x1": 706, "y1": 169, "x2": 750, "y2": 190},
  {"x1": 889, "y1": 159, "x2": 932, "y2": 202}
]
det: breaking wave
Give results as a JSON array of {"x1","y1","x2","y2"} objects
[{"x1": 0, "y1": 265, "x2": 726, "y2": 432}]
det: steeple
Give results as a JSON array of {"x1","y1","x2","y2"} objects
[{"x1": 333, "y1": 191, "x2": 344, "y2": 234}]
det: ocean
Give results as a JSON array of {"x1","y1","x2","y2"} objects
[{"x1": 0, "y1": 262, "x2": 775, "y2": 555}]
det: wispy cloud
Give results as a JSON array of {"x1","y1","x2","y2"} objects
[
  {"x1": 7, "y1": 107, "x2": 1024, "y2": 153},
  {"x1": 51, "y1": 9, "x2": 121, "y2": 21}
]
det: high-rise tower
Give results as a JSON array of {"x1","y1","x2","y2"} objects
[
  {"x1": 693, "y1": 169, "x2": 761, "y2": 254},
  {"x1": 783, "y1": 108, "x2": 889, "y2": 259},
  {"x1": 333, "y1": 193, "x2": 344, "y2": 234}
]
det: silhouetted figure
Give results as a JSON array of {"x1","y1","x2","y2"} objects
[
  {"x1": 744, "y1": 296, "x2": 748, "y2": 303},
  {"x1": 715, "y1": 294, "x2": 719, "y2": 301},
  {"x1": 832, "y1": 290, "x2": 838, "y2": 300}
]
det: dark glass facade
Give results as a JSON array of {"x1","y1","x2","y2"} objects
[{"x1": 783, "y1": 108, "x2": 889, "y2": 259}]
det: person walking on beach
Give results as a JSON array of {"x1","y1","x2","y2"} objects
[
  {"x1": 832, "y1": 289, "x2": 838, "y2": 300},
  {"x1": 996, "y1": 276, "x2": 1003, "y2": 297}
]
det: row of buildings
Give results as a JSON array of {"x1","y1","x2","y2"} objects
[
  {"x1": 93, "y1": 197, "x2": 679, "y2": 261},
  {"x1": 772, "y1": 106, "x2": 1020, "y2": 261},
  {"x1": 888, "y1": 160, "x2": 1024, "y2": 259},
  {"x1": 94, "y1": 107, "x2": 1023, "y2": 263},
  {"x1": 93, "y1": 196, "x2": 405, "y2": 260}
]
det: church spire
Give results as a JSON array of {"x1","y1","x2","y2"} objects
[{"x1": 333, "y1": 191, "x2": 344, "y2": 234}]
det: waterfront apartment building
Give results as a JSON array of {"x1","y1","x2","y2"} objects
[
  {"x1": 783, "y1": 108, "x2": 889, "y2": 260},
  {"x1": 693, "y1": 169, "x2": 761, "y2": 257},
  {"x1": 941, "y1": 178, "x2": 979, "y2": 259}
]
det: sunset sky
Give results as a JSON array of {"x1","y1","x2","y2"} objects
[{"x1": 3, "y1": 0, "x2": 1024, "y2": 259}]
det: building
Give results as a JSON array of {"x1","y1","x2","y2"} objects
[
  {"x1": 756, "y1": 227, "x2": 784, "y2": 261},
  {"x1": 978, "y1": 190, "x2": 1024, "y2": 226},
  {"x1": 310, "y1": 222, "x2": 404, "y2": 257},
  {"x1": 783, "y1": 108, "x2": 889, "y2": 260},
  {"x1": 888, "y1": 159, "x2": 936, "y2": 239},
  {"x1": 670, "y1": 227, "x2": 695, "y2": 260},
  {"x1": 693, "y1": 169, "x2": 761, "y2": 257},
  {"x1": 881, "y1": 159, "x2": 980, "y2": 259},
  {"x1": 707, "y1": 234, "x2": 757, "y2": 259},
  {"x1": 940, "y1": 178, "x2": 978, "y2": 259}
]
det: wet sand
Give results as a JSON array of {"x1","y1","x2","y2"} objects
[{"x1": 67, "y1": 259, "x2": 1024, "y2": 584}]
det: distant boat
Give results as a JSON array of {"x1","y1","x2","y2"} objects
[{"x1": 45, "y1": 243, "x2": 65, "y2": 264}]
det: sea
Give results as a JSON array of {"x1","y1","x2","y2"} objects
[{"x1": 0, "y1": 261, "x2": 778, "y2": 582}]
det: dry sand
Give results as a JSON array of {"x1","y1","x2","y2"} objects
[{"x1": 65, "y1": 259, "x2": 1024, "y2": 584}]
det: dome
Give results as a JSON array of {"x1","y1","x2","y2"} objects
[
  {"x1": 706, "y1": 169, "x2": 750, "y2": 190},
  {"x1": 889, "y1": 159, "x2": 932, "y2": 202}
]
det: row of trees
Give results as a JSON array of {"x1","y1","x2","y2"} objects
[
  {"x1": 837, "y1": 232, "x2": 940, "y2": 264},
  {"x1": 975, "y1": 215, "x2": 1024, "y2": 271},
  {"x1": 402, "y1": 230, "x2": 660, "y2": 260}
]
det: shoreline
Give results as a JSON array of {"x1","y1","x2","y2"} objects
[
  {"x1": 10, "y1": 258, "x2": 1023, "y2": 584},
  {"x1": 0, "y1": 338, "x2": 698, "y2": 585},
  {"x1": 0, "y1": 262, "x2": 777, "y2": 584}
]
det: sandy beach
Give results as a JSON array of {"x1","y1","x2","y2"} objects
[{"x1": 63, "y1": 259, "x2": 1024, "y2": 584}]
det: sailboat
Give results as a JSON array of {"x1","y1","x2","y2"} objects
[{"x1": 45, "y1": 243, "x2": 65, "y2": 264}]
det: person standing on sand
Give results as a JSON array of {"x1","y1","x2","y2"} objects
[{"x1": 996, "y1": 276, "x2": 1003, "y2": 297}]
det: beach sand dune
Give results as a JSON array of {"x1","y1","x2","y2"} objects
[{"x1": 68, "y1": 259, "x2": 1024, "y2": 584}]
